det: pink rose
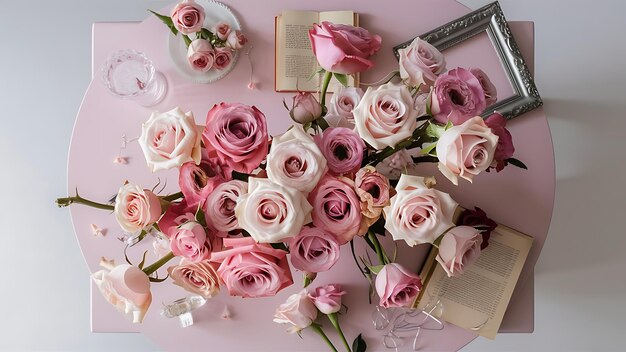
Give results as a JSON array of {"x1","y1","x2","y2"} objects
[
  {"x1": 204, "y1": 180, "x2": 248, "y2": 233},
  {"x1": 435, "y1": 226, "x2": 483, "y2": 277},
  {"x1": 375, "y1": 263, "x2": 422, "y2": 308},
  {"x1": 355, "y1": 166, "x2": 391, "y2": 222},
  {"x1": 226, "y1": 30, "x2": 247, "y2": 50},
  {"x1": 211, "y1": 237, "x2": 293, "y2": 298},
  {"x1": 170, "y1": 0, "x2": 205, "y2": 35},
  {"x1": 383, "y1": 174, "x2": 458, "y2": 246},
  {"x1": 157, "y1": 199, "x2": 195, "y2": 238},
  {"x1": 308, "y1": 175, "x2": 362, "y2": 245},
  {"x1": 203, "y1": 102, "x2": 269, "y2": 174},
  {"x1": 470, "y1": 68, "x2": 498, "y2": 106},
  {"x1": 289, "y1": 92, "x2": 323, "y2": 124},
  {"x1": 179, "y1": 149, "x2": 231, "y2": 209},
  {"x1": 376, "y1": 149, "x2": 413, "y2": 179},
  {"x1": 114, "y1": 183, "x2": 162, "y2": 233},
  {"x1": 211, "y1": 22, "x2": 231, "y2": 41},
  {"x1": 484, "y1": 112, "x2": 515, "y2": 172},
  {"x1": 314, "y1": 127, "x2": 365, "y2": 176},
  {"x1": 398, "y1": 37, "x2": 446, "y2": 87},
  {"x1": 308, "y1": 284, "x2": 346, "y2": 314},
  {"x1": 273, "y1": 290, "x2": 317, "y2": 333},
  {"x1": 213, "y1": 47, "x2": 233, "y2": 70},
  {"x1": 325, "y1": 86, "x2": 364, "y2": 128},
  {"x1": 92, "y1": 259, "x2": 152, "y2": 323},
  {"x1": 168, "y1": 258, "x2": 221, "y2": 298},
  {"x1": 187, "y1": 39, "x2": 214, "y2": 72},
  {"x1": 436, "y1": 116, "x2": 499, "y2": 185},
  {"x1": 431, "y1": 68, "x2": 487, "y2": 125},
  {"x1": 288, "y1": 226, "x2": 341, "y2": 273},
  {"x1": 170, "y1": 221, "x2": 210, "y2": 262},
  {"x1": 308, "y1": 21, "x2": 382, "y2": 74}
]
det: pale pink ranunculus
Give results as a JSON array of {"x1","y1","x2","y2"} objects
[
  {"x1": 355, "y1": 166, "x2": 391, "y2": 223},
  {"x1": 157, "y1": 199, "x2": 195, "y2": 238},
  {"x1": 353, "y1": 82, "x2": 420, "y2": 150},
  {"x1": 325, "y1": 86, "x2": 364, "y2": 129},
  {"x1": 235, "y1": 178, "x2": 312, "y2": 243},
  {"x1": 308, "y1": 284, "x2": 346, "y2": 314},
  {"x1": 213, "y1": 47, "x2": 233, "y2": 70},
  {"x1": 170, "y1": 0, "x2": 205, "y2": 35},
  {"x1": 484, "y1": 112, "x2": 515, "y2": 172},
  {"x1": 211, "y1": 237, "x2": 293, "y2": 298},
  {"x1": 435, "y1": 226, "x2": 483, "y2": 277},
  {"x1": 308, "y1": 21, "x2": 382, "y2": 74},
  {"x1": 203, "y1": 102, "x2": 269, "y2": 174},
  {"x1": 436, "y1": 116, "x2": 499, "y2": 185},
  {"x1": 168, "y1": 258, "x2": 221, "y2": 298},
  {"x1": 375, "y1": 263, "x2": 422, "y2": 308},
  {"x1": 273, "y1": 289, "x2": 317, "y2": 333},
  {"x1": 211, "y1": 22, "x2": 231, "y2": 41},
  {"x1": 308, "y1": 175, "x2": 362, "y2": 245},
  {"x1": 226, "y1": 30, "x2": 247, "y2": 50},
  {"x1": 204, "y1": 180, "x2": 248, "y2": 233},
  {"x1": 314, "y1": 127, "x2": 364, "y2": 176},
  {"x1": 114, "y1": 183, "x2": 162, "y2": 233},
  {"x1": 470, "y1": 68, "x2": 498, "y2": 106},
  {"x1": 138, "y1": 107, "x2": 202, "y2": 172},
  {"x1": 179, "y1": 149, "x2": 231, "y2": 209},
  {"x1": 383, "y1": 174, "x2": 458, "y2": 246},
  {"x1": 170, "y1": 221, "x2": 210, "y2": 262},
  {"x1": 187, "y1": 39, "x2": 215, "y2": 72},
  {"x1": 92, "y1": 259, "x2": 152, "y2": 323},
  {"x1": 431, "y1": 68, "x2": 487, "y2": 125},
  {"x1": 289, "y1": 92, "x2": 322, "y2": 124},
  {"x1": 398, "y1": 37, "x2": 446, "y2": 88},
  {"x1": 288, "y1": 226, "x2": 340, "y2": 273},
  {"x1": 266, "y1": 125, "x2": 326, "y2": 192}
]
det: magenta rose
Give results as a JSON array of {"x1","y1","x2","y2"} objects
[
  {"x1": 398, "y1": 37, "x2": 446, "y2": 87},
  {"x1": 484, "y1": 112, "x2": 515, "y2": 171},
  {"x1": 289, "y1": 92, "x2": 322, "y2": 124},
  {"x1": 309, "y1": 21, "x2": 382, "y2": 74},
  {"x1": 431, "y1": 67, "x2": 487, "y2": 125},
  {"x1": 187, "y1": 39, "x2": 214, "y2": 72},
  {"x1": 315, "y1": 127, "x2": 365, "y2": 176},
  {"x1": 170, "y1": 221, "x2": 210, "y2": 262},
  {"x1": 470, "y1": 68, "x2": 498, "y2": 106},
  {"x1": 210, "y1": 237, "x2": 293, "y2": 298},
  {"x1": 226, "y1": 30, "x2": 248, "y2": 50},
  {"x1": 168, "y1": 258, "x2": 221, "y2": 298},
  {"x1": 375, "y1": 263, "x2": 422, "y2": 308},
  {"x1": 179, "y1": 149, "x2": 231, "y2": 209},
  {"x1": 158, "y1": 199, "x2": 195, "y2": 238},
  {"x1": 308, "y1": 175, "x2": 362, "y2": 244},
  {"x1": 308, "y1": 284, "x2": 347, "y2": 314},
  {"x1": 170, "y1": 0, "x2": 205, "y2": 35},
  {"x1": 113, "y1": 183, "x2": 162, "y2": 233},
  {"x1": 203, "y1": 102, "x2": 269, "y2": 174},
  {"x1": 211, "y1": 22, "x2": 231, "y2": 41},
  {"x1": 288, "y1": 226, "x2": 341, "y2": 273},
  {"x1": 436, "y1": 226, "x2": 483, "y2": 277},
  {"x1": 213, "y1": 47, "x2": 233, "y2": 70},
  {"x1": 204, "y1": 180, "x2": 248, "y2": 234}
]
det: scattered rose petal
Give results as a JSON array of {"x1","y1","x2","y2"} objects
[
  {"x1": 90, "y1": 223, "x2": 106, "y2": 237},
  {"x1": 113, "y1": 157, "x2": 128, "y2": 164},
  {"x1": 247, "y1": 82, "x2": 255, "y2": 90}
]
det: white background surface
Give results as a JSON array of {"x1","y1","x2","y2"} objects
[{"x1": 0, "y1": 0, "x2": 624, "y2": 351}]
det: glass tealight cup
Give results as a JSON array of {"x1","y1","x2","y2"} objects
[{"x1": 101, "y1": 49, "x2": 167, "y2": 107}]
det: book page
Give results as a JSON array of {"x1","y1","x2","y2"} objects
[{"x1": 416, "y1": 225, "x2": 533, "y2": 339}]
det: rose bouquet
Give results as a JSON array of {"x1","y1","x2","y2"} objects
[{"x1": 57, "y1": 19, "x2": 526, "y2": 351}]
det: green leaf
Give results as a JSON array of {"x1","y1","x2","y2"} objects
[
  {"x1": 201, "y1": 28, "x2": 214, "y2": 41},
  {"x1": 149, "y1": 10, "x2": 179, "y2": 36},
  {"x1": 426, "y1": 122, "x2": 446, "y2": 139},
  {"x1": 270, "y1": 242, "x2": 289, "y2": 252},
  {"x1": 352, "y1": 334, "x2": 367, "y2": 352},
  {"x1": 506, "y1": 157, "x2": 528, "y2": 170},
  {"x1": 308, "y1": 67, "x2": 325, "y2": 81},
  {"x1": 420, "y1": 142, "x2": 437, "y2": 156},
  {"x1": 194, "y1": 204, "x2": 207, "y2": 227},
  {"x1": 182, "y1": 35, "x2": 192, "y2": 47},
  {"x1": 365, "y1": 264, "x2": 385, "y2": 275},
  {"x1": 333, "y1": 73, "x2": 349, "y2": 87},
  {"x1": 232, "y1": 170, "x2": 250, "y2": 182},
  {"x1": 138, "y1": 250, "x2": 149, "y2": 270}
]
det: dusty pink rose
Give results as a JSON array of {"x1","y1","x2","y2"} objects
[
  {"x1": 170, "y1": 221, "x2": 210, "y2": 262},
  {"x1": 470, "y1": 68, "x2": 498, "y2": 106},
  {"x1": 398, "y1": 37, "x2": 446, "y2": 87},
  {"x1": 315, "y1": 127, "x2": 365, "y2": 176},
  {"x1": 211, "y1": 237, "x2": 293, "y2": 298},
  {"x1": 437, "y1": 116, "x2": 499, "y2": 185},
  {"x1": 170, "y1": 0, "x2": 205, "y2": 35},
  {"x1": 168, "y1": 258, "x2": 221, "y2": 298},
  {"x1": 158, "y1": 200, "x2": 195, "y2": 238},
  {"x1": 375, "y1": 263, "x2": 422, "y2": 308},
  {"x1": 213, "y1": 47, "x2": 233, "y2": 70},
  {"x1": 309, "y1": 21, "x2": 382, "y2": 74},
  {"x1": 212, "y1": 22, "x2": 231, "y2": 40},
  {"x1": 226, "y1": 30, "x2": 247, "y2": 50},
  {"x1": 203, "y1": 102, "x2": 269, "y2": 173},
  {"x1": 179, "y1": 149, "x2": 231, "y2": 209},
  {"x1": 355, "y1": 166, "x2": 391, "y2": 222},
  {"x1": 114, "y1": 183, "x2": 162, "y2": 233},
  {"x1": 204, "y1": 180, "x2": 248, "y2": 233},
  {"x1": 273, "y1": 290, "x2": 317, "y2": 333},
  {"x1": 289, "y1": 226, "x2": 341, "y2": 273},
  {"x1": 436, "y1": 226, "x2": 483, "y2": 277},
  {"x1": 308, "y1": 175, "x2": 362, "y2": 245},
  {"x1": 308, "y1": 284, "x2": 346, "y2": 314},
  {"x1": 187, "y1": 39, "x2": 214, "y2": 72},
  {"x1": 431, "y1": 68, "x2": 487, "y2": 125},
  {"x1": 484, "y1": 112, "x2": 515, "y2": 172},
  {"x1": 459, "y1": 207, "x2": 496, "y2": 249},
  {"x1": 289, "y1": 92, "x2": 322, "y2": 124},
  {"x1": 325, "y1": 86, "x2": 364, "y2": 128}
]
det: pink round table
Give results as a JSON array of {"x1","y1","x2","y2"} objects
[{"x1": 68, "y1": 1, "x2": 554, "y2": 350}]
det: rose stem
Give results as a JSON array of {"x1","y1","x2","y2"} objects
[
  {"x1": 367, "y1": 230, "x2": 389, "y2": 265},
  {"x1": 327, "y1": 313, "x2": 352, "y2": 352},
  {"x1": 310, "y1": 323, "x2": 339, "y2": 352},
  {"x1": 142, "y1": 251, "x2": 175, "y2": 276},
  {"x1": 161, "y1": 191, "x2": 184, "y2": 202},
  {"x1": 56, "y1": 191, "x2": 114, "y2": 211},
  {"x1": 315, "y1": 71, "x2": 333, "y2": 130}
]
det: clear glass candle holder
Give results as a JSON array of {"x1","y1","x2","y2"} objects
[{"x1": 101, "y1": 49, "x2": 167, "y2": 107}]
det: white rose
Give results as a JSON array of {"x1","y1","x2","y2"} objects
[
  {"x1": 325, "y1": 86, "x2": 364, "y2": 129},
  {"x1": 138, "y1": 107, "x2": 202, "y2": 172},
  {"x1": 398, "y1": 37, "x2": 446, "y2": 87},
  {"x1": 273, "y1": 289, "x2": 318, "y2": 333}
]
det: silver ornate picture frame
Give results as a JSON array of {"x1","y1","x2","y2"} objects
[{"x1": 393, "y1": 1, "x2": 542, "y2": 120}]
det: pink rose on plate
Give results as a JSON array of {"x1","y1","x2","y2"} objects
[
  {"x1": 204, "y1": 180, "x2": 248, "y2": 233},
  {"x1": 273, "y1": 290, "x2": 317, "y2": 333},
  {"x1": 355, "y1": 166, "x2": 391, "y2": 222},
  {"x1": 289, "y1": 92, "x2": 323, "y2": 124},
  {"x1": 211, "y1": 22, "x2": 231, "y2": 41},
  {"x1": 375, "y1": 263, "x2": 422, "y2": 308},
  {"x1": 289, "y1": 226, "x2": 341, "y2": 273},
  {"x1": 309, "y1": 21, "x2": 382, "y2": 74},
  {"x1": 213, "y1": 47, "x2": 233, "y2": 70},
  {"x1": 437, "y1": 116, "x2": 499, "y2": 185},
  {"x1": 226, "y1": 30, "x2": 248, "y2": 50},
  {"x1": 203, "y1": 102, "x2": 269, "y2": 174},
  {"x1": 187, "y1": 39, "x2": 214, "y2": 72},
  {"x1": 168, "y1": 258, "x2": 221, "y2": 298},
  {"x1": 325, "y1": 86, "x2": 364, "y2": 128},
  {"x1": 308, "y1": 284, "x2": 346, "y2": 314},
  {"x1": 383, "y1": 174, "x2": 458, "y2": 246},
  {"x1": 170, "y1": 221, "x2": 210, "y2": 262},
  {"x1": 114, "y1": 183, "x2": 162, "y2": 233},
  {"x1": 179, "y1": 149, "x2": 231, "y2": 209},
  {"x1": 138, "y1": 107, "x2": 202, "y2": 172},
  {"x1": 170, "y1": 0, "x2": 205, "y2": 35},
  {"x1": 398, "y1": 37, "x2": 446, "y2": 87},
  {"x1": 431, "y1": 68, "x2": 487, "y2": 125},
  {"x1": 470, "y1": 68, "x2": 498, "y2": 106},
  {"x1": 484, "y1": 112, "x2": 515, "y2": 172},
  {"x1": 211, "y1": 237, "x2": 293, "y2": 298},
  {"x1": 309, "y1": 175, "x2": 362, "y2": 245},
  {"x1": 315, "y1": 127, "x2": 365, "y2": 176},
  {"x1": 157, "y1": 199, "x2": 195, "y2": 238},
  {"x1": 436, "y1": 226, "x2": 483, "y2": 277}
]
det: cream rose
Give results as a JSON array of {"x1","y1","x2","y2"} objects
[
  {"x1": 168, "y1": 258, "x2": 221, "y2": 298},
  {"x1": 325, "y1": 86, "x2": 364, "y2": 128},
  {"x1": 273, "y1": 290, "x2": 318, "y2": 333},
  {"x1": 114, "y1": 182, "x2": 161, "y2": 233},
  {"x1": 398, "y1": 37, "x2": 446, "y2": 87},
  {"x1": 435, "y1": 226, "x2": 483, "y2": 277}
]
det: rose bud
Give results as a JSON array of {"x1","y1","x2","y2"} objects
[{"x1": 290, "y1": 92, "x2": 323, "y2": 124}]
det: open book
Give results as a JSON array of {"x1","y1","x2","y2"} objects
[
  {"x1": 413, "y1": 225, "x2": 533, "y2": 339},
  {"x1": 275, "y1": 10, "x2": 359, "y2": 92}
]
